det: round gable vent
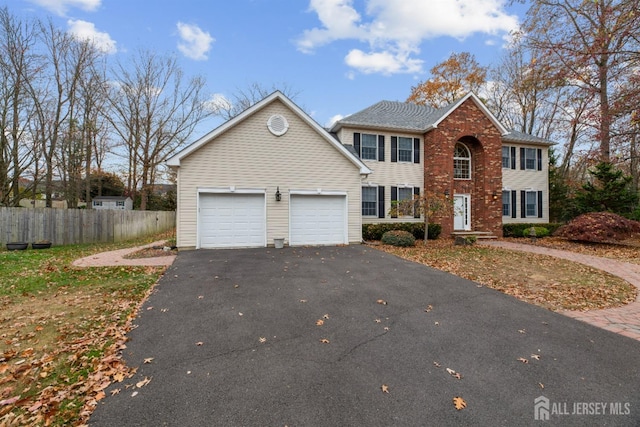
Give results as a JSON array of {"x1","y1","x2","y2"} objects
[{"x1": 267, "y1": 114, "x2": 289, "y2": 136}]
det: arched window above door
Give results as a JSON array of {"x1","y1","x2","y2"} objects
[{"x1": 453, "y1": 142, "x2": 471, "y2": 179}]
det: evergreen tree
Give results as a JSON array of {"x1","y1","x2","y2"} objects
[{"x1": 573, "y1": 162, "x2": 637, "y2": 216}]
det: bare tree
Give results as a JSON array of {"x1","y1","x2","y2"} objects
[
  {"x1": 520, "y1": 0, "x2": 640, "y2": 162},
  {"x1": 105, "y1": 49, "x2": 210, "y2": 209},
  {"x1": 0, "y1": 7, "x2": 41, "y2": 206},
  {"x1": 211, "y1": 82, "x2": 301, "y2": 121}
]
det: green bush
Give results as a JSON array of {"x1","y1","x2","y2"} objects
[
  {"x1": 362, "y1": 222, "x2": 441, "y2": 241},
  {"x1": 503, "y1": 223, "x2": 562, "y2": 238},
  {"x1": 381, "y1": 230, "x2": 416, "y2": 247},
  {"x1": 522, "y1": 226, "x2": 550, "y2": 238}
]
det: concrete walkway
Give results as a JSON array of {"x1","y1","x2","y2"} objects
[
  {"x1": 480, "y1": 240, "x2": 640, "y2": 341},
  {"x1": 72, "y1": 240, "x2": 176, "y2": 267}
]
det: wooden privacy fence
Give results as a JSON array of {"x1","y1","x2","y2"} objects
[{"x1": 0, "y1": 208, "x2": 176, "y2": 246}]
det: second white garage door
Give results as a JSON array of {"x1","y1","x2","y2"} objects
[
  {"x1": 199, "y1": 193, "x2": 265, "y2": 248},
  {"x1": 290, "y1": 195, "x2": 347, "y2": 246}
]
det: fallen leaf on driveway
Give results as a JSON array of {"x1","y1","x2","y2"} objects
[
  {"x1": 132, "y1": 391, "x2": 138, "y2": 397},
  {"x1": 375, "y1": 319, "x2": 381, "y2": 323},
  {"x1": 539, "y1": 383, "x2": 544, "y2": 389},
  {"x1": 316, "y1": 319, "x2": 324, "y2": 326},
  {"x1": 517, "y1": 357, "x2": 529, "y2": 364},
  {"x1": 433, "y1": 361, "x2": 441, "y2": 368},
  {"x1": 323, "y1": 314, "x2": 330, "y2": 319},
  {"x1": 446, "y1": 368, "x2": 462, "y2": 379},
  {"x1": 381, "y1": 384, "x2": 389, "y2": 393},
  {"x1": 111, "y1": 388, "x2": 121, "y2": 396},
  {"x1": 136, "y1": 377, "x2": 151, "y2": 388},
  {"x1": 320, "y1": 338, "x2": 330, "y2": 344},
  {"x1": 259, "y1": 337, "x2": 266, "y2": 343},
  {"x1": 518, "y1": 329, "x2": 526, "y2": 334},
  {"x1": 299, "y1": 299, "x2": 308, "y2": 303},
  {"x1": 453, "y1": 396, "x2": 467, "y2": 410},
  {"x1": 376, "y1": 299, "x2": 387, "y2": 305},
  {"x1": 531, "y1": 354, "x2": 541, "y2": 360},
  {"x1": 425, "y1": 305, "x2": 433, "y2": 312},
  {"x1": 195, "y1": 342, "x2": 203, "y2": 346},
  {"x1": 143, "y1": 358, "x2": 154, "y2": 364}
]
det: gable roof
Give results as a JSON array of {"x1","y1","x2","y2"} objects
[
  {"x1": 332, "y1": 92, "x2": 511, "y2": 137},
  {"x1": 166, "y1": 91, "x2": 372, "y2": 175}
]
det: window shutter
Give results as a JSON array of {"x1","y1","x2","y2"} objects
[
  {"x1": 378, "y1": 135, "x2": 385, "y2": 162},
  {"x1": 354, "y1": 133, "x2": 361, "y2": 157},
  {"x1": 511, "y1": 191, "x2": 517, "y2": 218},
  {"x1": 537, "y1": 149, "x2": 542, "y2": 171},
  {"x1": 378, "y1": 186, "x2": 385, "y2": 219},
  {"x1": 413, "y1": 187, "x2": 420, "y2": 218},
  {"x1": 520, "y1": 147, "x2": 525, "y2": 170},
  {"x1": 413, "y1": 138, "x2": 420, "y2": 163},
  {"x1": 538, "y1": 191, "x2": 543, "y2": 218},
  {"x1": 520, "y1": 190, "x2": 526, "y2": 218},
  {"x1": 510, "y1": 147, "x2": 516, "y2": 169},
  {"x1": 391, "y1": 186, "x2": 398, "y2": 218},
  {"x1": 391, "y1": 137, "x2": 398, "y2": 163}
]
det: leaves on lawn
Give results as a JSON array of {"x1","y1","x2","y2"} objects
[{"x1": 453, "y1": 396, "x2": 467, "y2": 410}]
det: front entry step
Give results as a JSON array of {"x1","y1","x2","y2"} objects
[{"x1": 451, "y1": 231, "x2": 497, "y2": 240}]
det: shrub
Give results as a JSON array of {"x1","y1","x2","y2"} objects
[
  {"x1": 362, "y1": 222, "x2": 441, "y2": 241},
  {"x1": 554, "y1": 212, "x2": 640, "y2": 243},
  {"x1": 522, "y1": 226, "x2": 550, "y2": 238},
  {"x1": 503, "y1": 223, "x2": 562, "y2": 238},
  {"x1": 381, "y1": 230, "x2": 416, "y2": 247}
]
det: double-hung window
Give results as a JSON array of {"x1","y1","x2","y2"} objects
[
  {"x1": 398, "y1": 137, "x2": 413, "y2": 162},
  {"x1": 361, "y1": 133, "x2": 377, "y2": 160},
  {"x1": 362, "y1": 186, "x2": 377, "y2": 216},
  {"x1": 524, "y1": 148, "x2": 537, "y2": 170}
]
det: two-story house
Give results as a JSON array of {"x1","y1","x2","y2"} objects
[
  {"x1": 167, "y1": 91, "x2": 551, "y2": 249},
  {"x1": 331, "y1": 92, "x2": 553, "y2": 238}
]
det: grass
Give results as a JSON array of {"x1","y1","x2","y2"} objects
[
  {"x1": 379, "y1": 238, "x2": 638, "y2": 312},
  {"x1": 0, "y1": 231, "x2": 173, "y2": 426},
  {"x1": 1, "y1": 232, "x2": 638, "y2": 425}
]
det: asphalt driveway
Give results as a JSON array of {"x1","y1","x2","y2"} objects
[{"x1": 90, "y1": 245, "x2": 640, "y2": 426}]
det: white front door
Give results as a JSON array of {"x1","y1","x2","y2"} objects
[{"x1": 453, "y1": 194, "x2": 470, "y2": 231}]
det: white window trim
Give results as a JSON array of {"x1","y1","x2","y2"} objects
[
  {"x1": 525, "y1": 190, "x2": 538, "y2": 217},
  {"x1": 361, "y1": 185, "x2": 378, "y2": 217},
  {"x1": 454, "y1": 143, "x2": 471, "y2": 180},
  {"x1": 524, "y1": 148, "x2": 537, "y2": 171},
  {"x1": 361, "y1": 133, "x2": 378, "y2": 161},
  {"x1": 397, "y1": 136, "x2": 413, "y2": 163},
  {"x1": 502, "y1": 146, "x2": 513, "y2": 169}
]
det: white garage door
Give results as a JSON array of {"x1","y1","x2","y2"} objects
[
  {"x1": 199, "y1": 193, "x2": 265, "y2": 248},
  {"x1": 290, "y1": 195, "x2": 347, "y2": 246}
]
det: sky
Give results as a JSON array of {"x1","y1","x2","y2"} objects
[{"x1": 15, "y1": 0, "x2": 530, "y2": 143}]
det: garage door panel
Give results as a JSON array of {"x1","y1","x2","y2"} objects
[
  {"x1": 199, "y1": 193, "x2": 265, "y2": 248},
  {"x1": 290, "y1": 195, "x2": 346, "y2": 246}
]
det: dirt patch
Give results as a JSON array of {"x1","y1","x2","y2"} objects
[{"x1": 123, "y1": 245, "x2": 177, "y2": 259}]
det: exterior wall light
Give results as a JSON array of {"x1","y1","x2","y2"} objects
[
  {"x1": 492, "y1": 191, "x2": 499, "y2": 201},
  {"x1": 444, "y1": 189, "x2": 450, "y2": 198},
  {"x1": 275, "y1": 187, "x2": 282, "y2": 202}
]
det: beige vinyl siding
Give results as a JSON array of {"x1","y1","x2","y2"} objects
[
  {"x1": 340, "y1": 128, "x2": 424, "y2": 224},
  {"x1": 502, "y1": 144, "x2": 549, "y2": 224},
  {"x1": 176, "y1": 100, "x2": 363, "y2": 248}
]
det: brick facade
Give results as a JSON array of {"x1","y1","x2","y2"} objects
[{"x1": 424, "y1": 98, "x2": 503, "y2": 237}]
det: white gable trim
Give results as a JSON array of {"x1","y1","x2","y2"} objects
[
  {"x1": 431, "y1": 92, "x2": 509, "y2": 136},
  {"x1": 166, "y1": 91, "x2": 372, "y2": 175}
]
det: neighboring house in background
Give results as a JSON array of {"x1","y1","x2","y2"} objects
[
  {"x1": 330, "y1": 92, "x2": 553, "y2": 237},
  {"x1": 92, "y1": 196, "x2": 133, "y2": 210},
  {"x1": 19, "y1": 199, "x2": 68, "y2": 209},
  {"x1": 166, "y1": 91, "x2": 551, "y2": 249}
]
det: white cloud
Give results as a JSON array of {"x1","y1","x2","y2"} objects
[
  {"x1": 297, "y1": 0, "x2": 519, "y2": 75},
  {"x1": 203, "y1": 93, "x2": 232, "y2": 114},
  {"x1": 27, "y1": 0, "x2": 101, "y2": 15},
  {"x1": 67, "y1": 19, "x2": 117, "y2": 54},
  {"x1": 326, "y1": 114, "x2": 344, "y2": 128},
  {"x1": 176, "y1": 22, "x2": 214, "y2": 61}
]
